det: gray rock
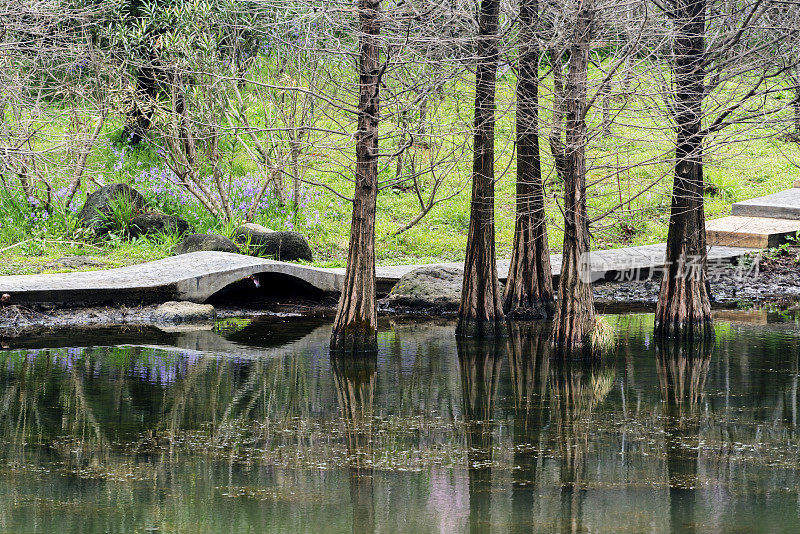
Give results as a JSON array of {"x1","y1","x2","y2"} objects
[
  {"x1": 234, "y1": 225, "x2": 313, "y2": 262},
  {"x1": 384, "y1": 266, "x2": 466, "y2": 310},
  {"x1": 238, "y1": 222, "x2": 275, "y2": 234},
  {"x1": 77, "y1": 183, "x2": 147, "y2": 235},
  {"x1": 175, "y1": 234, "x2": 239, "y2": 255},
  {"x1": 130, "y1": 211, "x2": 192, "y2": 237},
  {"x1": 151, "y1": 301, "x2": 216, "y2": 324}
]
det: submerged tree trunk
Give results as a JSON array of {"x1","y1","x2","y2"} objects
[
  {"x1": 655, "y1": 0, "x2": 712, "y2": 340},
  {"x1": 457, "y1": 0, "x2": 505, "y2": 337},
  {"x1": 551, "y1": 0, "x2": 595, "y2": 349},
  {"x1": 330, "y1": 0, "x2": 381, "y2": 353},
  {"x1": 504, "y1": 0, "x2": 555, "y2": 320}
]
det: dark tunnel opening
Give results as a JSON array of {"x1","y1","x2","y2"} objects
[{"x1": 205, "y1": 272, "x2": 338, "y2": 307}]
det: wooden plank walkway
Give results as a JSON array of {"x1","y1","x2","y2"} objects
[{"x1": 0, "y1": 244, "x2": 755, "y2": 307}]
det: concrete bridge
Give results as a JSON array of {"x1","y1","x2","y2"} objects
[{"x1": 0, "y1": 245, "x2": 755, "y2": 307}]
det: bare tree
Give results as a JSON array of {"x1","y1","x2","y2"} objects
[
  {"x1": 550, "y1": 0, "x2": 596, "y2": 348},
  {"x1": 330, "y1": 0, "x2": 383, "y2": 352},
  {"x1": 653, "y1": 0, "x2": 798, "y2": 339},
  {"x1": 456, "y1": 0, "x2": 506, "y2": 338},
  {"x1": 654, "y1": 0, "x2": 711, "y2": 339},
  {"x1": 503, "y1": 0, "x2": 555, "y2": 319},
  {"x1": 0, "y1": 2, "x2": 108, "y2": 214}
]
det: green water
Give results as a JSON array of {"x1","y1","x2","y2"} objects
[{"x1": 1, "y1": 310, "x2": 800, "y2": 533}]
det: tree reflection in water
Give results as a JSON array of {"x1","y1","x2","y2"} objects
[
  {"x1": 549, "y1": 350, "x2": 615, "y2": 533},
  {"x1": 656, "y1": 339, "x2": 712, "y2": 534},
  {"x1": 331, "y1": 353, "x2": 377, "y2": 534},
  {"x1": 457, "y1": 336, "x2": 503, "y2": 534},
  {"x1": 1, "y1": 314, "x2": 800, "y2": 532},
  {"x1": 507, "y1": 321, "x2": 551, "y2": 533}
]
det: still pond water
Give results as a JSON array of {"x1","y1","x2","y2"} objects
[{"x1": 1, "y1": 310, "x2": 800, "y2": 533}]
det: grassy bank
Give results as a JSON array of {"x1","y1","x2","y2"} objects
[{"x1": 2, "y1": 67, "x2": 799, "y2": 276}]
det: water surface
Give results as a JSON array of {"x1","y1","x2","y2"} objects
[{"x1": 1, "y1": 310, "x2": 800, "y2": 533}]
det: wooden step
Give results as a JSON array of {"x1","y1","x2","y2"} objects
[
  {"x1": 706, "y1": 216, "x2": 800, "y2": 248},
  {"x1": 732, "y1": 188, "x2": 800, "y2": 220},
  {"x1": 794, "y1": 178, "x2": 800, "y2": 188}
]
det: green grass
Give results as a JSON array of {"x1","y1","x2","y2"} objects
[{"x1": 1, "y1": 62, "x2": 799, "y2": 275}]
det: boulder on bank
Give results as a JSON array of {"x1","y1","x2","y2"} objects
[
  {"x1": 237, "y1": 222, "x2": 274, "y2": 235},
  {"x1": 233, "y1": 224, "x2": 313, "y2": 262},
  {"x1": 151, "y1": 301, "x2": 216, "y2": 324},
  {"x1": 77, "y1": 183, "x2": 147, "y2": 235},
  {"x1": 383, "y1": 265, "x2": 467, "y2": 311},
  {"x1": 174, "y1": 233, "x2": 239, "y2": 255},
  {"x1": 129, "y1": 211, "x2": 192, "y2": 237}
]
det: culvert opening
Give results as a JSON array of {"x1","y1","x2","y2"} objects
[{"x1": 206, "y1": 272, "x2": 336, "y2": 307}]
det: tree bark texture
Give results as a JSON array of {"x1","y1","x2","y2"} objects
[
  {"x1": 551, "y1": 0, "x2": 595, "y2": 349},
  {"x1": 793, "y1": 66, "x2": 800, "y2": 136},
  {"x1": 124, "y1": 61, "x2": 159, "y2": 144},
  {"x1": 504, "y1": 0, "x2": 555, "y2": 320},
  {"x1": 457, "y1": 0, "x2": 505, "y2": 338},
  {"x1": 548, "y1": 50, "x2": 568, "y2": 183},
  {"x1": 330, "y1": 0, "x2": 381, "y2": 353},
  {"x1": 655, "y1": 0, "x2": 713, "y2": 340}
]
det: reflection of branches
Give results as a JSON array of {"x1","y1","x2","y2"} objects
[
  {"x1": 0, "y1": 348, "x2": 110, "y2": 468},
  {"x1": 66, "y1": 360, "x2": 109, "y2": 453},
  {"x1": 0, "y1": 355, "x2": 43, "y2": 461},
  {"x1": 164, "y1": 357, "x2": 215, "y2": 441},
  {"x1": 388, "y1": 319, "x2": 461, "y2": 425}
]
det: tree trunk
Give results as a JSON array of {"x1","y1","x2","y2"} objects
[
  {"x1": 551, "y1": 0, "x2": 595, "y2": 349},
  {"x1": 655, "y1": 0, "x2": 712, "y2": 340},
  {"x1": 456, "y1": 0, "x2": 505, "y2": 338},
  {"x1": 504, "y1": 0, "x2": 555, "y2": 320},
  {"x1": 330, "y1": 0, "x2": 381, "y2": 353},
  {"x1": 125, "y1": 60, "x2": 159, "y2": 144},
  {"x1": 793, "y1": 66, "x2": 800, "y2": 137},
  {"x1": 548, "y1": 49, "x2": 568, "y2": 183}
]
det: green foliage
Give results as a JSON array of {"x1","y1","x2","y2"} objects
[
  {"x1": 763, "y1": 231, "x2": 800, "y2": 263},
  {"x1": 591, "y1": 315, "x2": 617, "y2": 351},
  {"x1": 704, "y1": 172, "x2": 738, "y2": 199}
]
